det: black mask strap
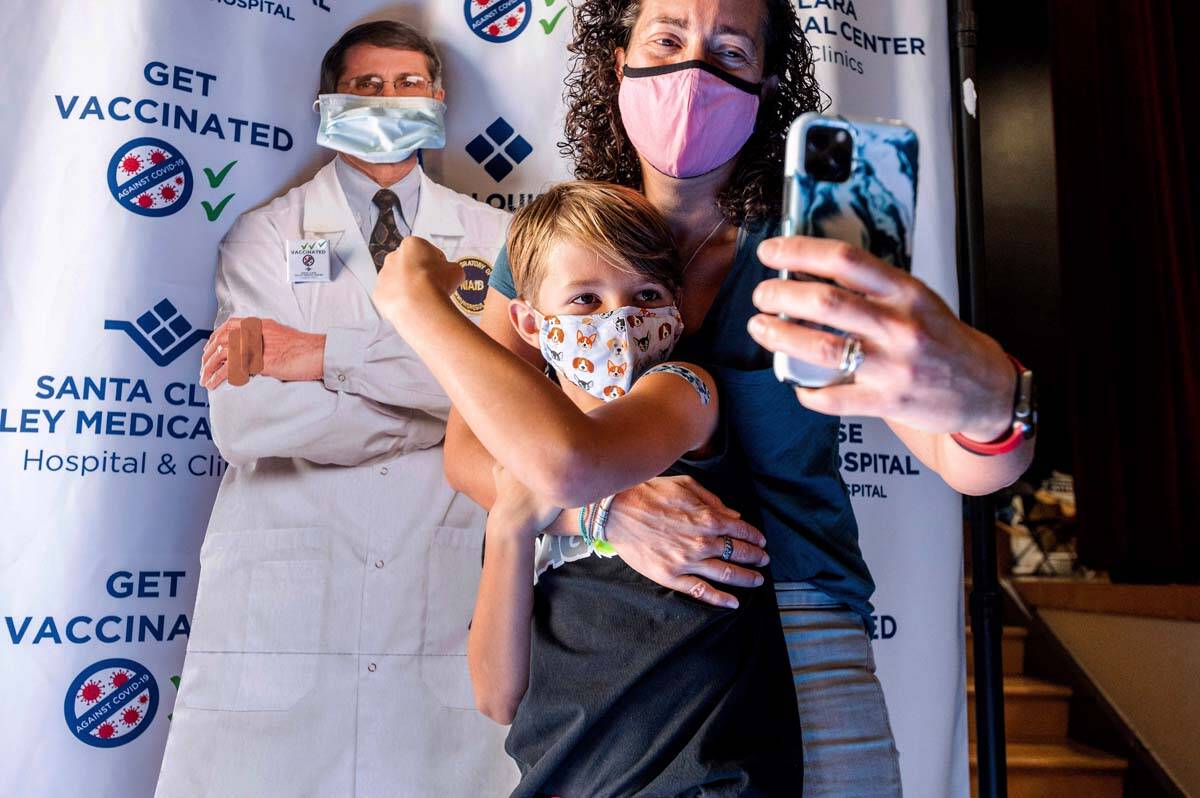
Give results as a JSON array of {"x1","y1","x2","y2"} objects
[{"x1": 621, "y1": 60, "x2": 762, "y2": 95}]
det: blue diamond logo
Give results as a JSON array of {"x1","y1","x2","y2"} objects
[
  {"x1": 505, "y1": 135, "x2": 533, "y2": 164},
  {"x1": 484, "y1": 154, "x2": 514, "y2": 182},
  {"x1": 105, "y1": 298, "x2": 212, "y2": 367},
  {"x1": 150, "y1": 327, "x2": 177, "y2": 350},
  {"x1": 465, "y1": 134, "x2": 494, "y2": 164},
  {"x1": 468, "y1": 117, "x2": 532, "y2": 184},
  {"x1": 485, "y1": 117, "x2": 514, "y2": 145},
  {"x1": 153, "y1": 299, "x2": 178, "y2": 320},
  {"x1": 169, "y1": 315, "x2": 193, "y2": 336},
  {"x1": 136, "y1": 311, "x2": 159, "y2": 334}
]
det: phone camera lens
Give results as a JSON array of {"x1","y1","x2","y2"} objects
[{"x1": 804, "y1": 124, "x2": 853, "y2": 183}]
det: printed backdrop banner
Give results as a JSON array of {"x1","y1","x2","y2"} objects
[{"x1": 0, "y1": 1, "x2": 965, "y2": 796}]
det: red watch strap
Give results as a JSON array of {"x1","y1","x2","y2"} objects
[
  {"x1": 950, "y1": 354, "x2": 1029, "y2": 456},
  {"x1": 951, "y1": 427, "x2": 1025, "y2": 456}
]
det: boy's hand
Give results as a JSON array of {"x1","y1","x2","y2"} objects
[
  {"x1": 488, "y1": 464, "x2": 562, "y2": 540},
  {"x1": 373, "y1": 237, "x2": 464, "y2": 320}
]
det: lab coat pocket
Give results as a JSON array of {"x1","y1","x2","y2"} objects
[
  {"x1": 420, "y1": 524, "x2": 484, "y2": 710},
  {"x1": 185, "y1": 526, "x2": 328, "y2": 711}
]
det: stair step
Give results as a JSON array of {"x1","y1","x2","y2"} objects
[
  {"x1": 970, "y1": 741, "x2": 1127, "y2": 798},
  {"x1": 968, "y1": 675, "x2": 1071, "y2": 741},
  {"x1": 966, "y1": 625, "x2": 1027, "y2": 676}
]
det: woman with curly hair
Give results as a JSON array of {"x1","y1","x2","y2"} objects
[{"x1": 446, "y1": 1, "x2": 1034, "y2": 796}]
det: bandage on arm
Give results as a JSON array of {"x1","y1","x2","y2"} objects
[{"x1": 226, "y1": 317, "x2": 264, "y2": 387}]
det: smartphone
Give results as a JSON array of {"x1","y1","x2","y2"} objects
[{"x1": 773, "y1": 112, "x2": 919, "y2": 388}]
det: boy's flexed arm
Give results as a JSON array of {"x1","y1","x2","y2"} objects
[{"x1": 372, "y1": 237, "x2": 718, "y2": 509}]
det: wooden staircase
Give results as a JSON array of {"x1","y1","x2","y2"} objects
[{"x1": 966, "y1": 625, "x2": 1128, "y2": 798}]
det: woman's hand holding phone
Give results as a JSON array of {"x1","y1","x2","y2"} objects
[{"x1": 749, "y1": 235, "x2": 1016, "y2": 443}]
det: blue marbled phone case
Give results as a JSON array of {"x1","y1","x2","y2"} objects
[
  {"x1": 787, "y1": 114, "x2": 919, "y2": 272},
  {"x1": 774, "y1": 114, "x2": 919, "y2": 387}
]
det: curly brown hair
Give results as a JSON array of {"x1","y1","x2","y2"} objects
[{"x1": 560, "y1": 0, "x2": 824, "y2": 228}]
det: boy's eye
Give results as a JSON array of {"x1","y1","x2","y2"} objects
[
  {"x1": 636, "y1": 289, "x2": 663, "y2": 302},
  {"x1": 570, "y1": 293, "x2": 600, "y2": 306}
]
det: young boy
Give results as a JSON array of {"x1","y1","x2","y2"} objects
[{"x1": 373, "y1": 181, "x2": 801, "y2": 797}]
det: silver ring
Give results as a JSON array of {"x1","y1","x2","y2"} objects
[
  {"x1": 216, "y1": 344, "x2": 223, "y2": 355},
  {"x1": 720, "y1": 536, "x2": 734, "y2": 562},
  {"x1": 838, "y1": 335, "x2": 865, "y2": 378}
]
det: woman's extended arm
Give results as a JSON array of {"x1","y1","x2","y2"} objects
[
  {"x1": 373, "y1": 237, "x2": 717, "y2": 508},
  {"x1": 750, "y1": 235, "x2": 1033, "y2": 494}
]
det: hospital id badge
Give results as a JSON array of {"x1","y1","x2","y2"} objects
[{"x1": 286, "y1": 239, "x2": 331, "y2": 283}]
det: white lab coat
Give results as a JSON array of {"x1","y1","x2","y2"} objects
[{"x1": 155, "y1": 161, "x2": 518, "y2": 798}]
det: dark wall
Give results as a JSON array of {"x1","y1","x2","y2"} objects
[{"x1": 975, "y1": 0, "x2": 1067, "y2": 482}]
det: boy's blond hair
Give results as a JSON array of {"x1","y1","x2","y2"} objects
[{"x1": 507, "y1": 181, "x2": 681, "y2": 301}]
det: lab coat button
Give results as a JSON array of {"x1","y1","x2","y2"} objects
[
  {"x1": 379, "y1": 466, "x2": 389, "y2": 476},
  {"x1": 337, "y1": 373, "x2": 346, "y2": 383},
  {"x1": 375, "y1": 559, "x2": 385, "y2": 569},
  {"x1": 367, "y1": 662, "x2": 377, "y2": 673}
]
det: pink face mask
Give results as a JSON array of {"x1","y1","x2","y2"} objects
[{"x1": 618, "y1": 60, "x2": 761, "y2": 179}]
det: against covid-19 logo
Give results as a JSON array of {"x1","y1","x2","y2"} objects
[
  {"x1": 465, "y1": 0, "x2": 532, "y2": 43},
  {"x1": 64, "y1": 658, "x2": 160, "y2": 748},
  {"x1": 107, "y1": 137, "x2": 193, "y2": 217}
]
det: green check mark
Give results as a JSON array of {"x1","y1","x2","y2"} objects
[
  {"x1": 203, "y1": 160, "x2": 238, "y2": 188},
  {"x1": 202, "y1": 194, "x2": 236, "y2": 221},
  {"x1": 540, "y1": 6, "x2": 567, "y2": 34}
]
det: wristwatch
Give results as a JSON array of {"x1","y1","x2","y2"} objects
[{"x1": 950, "y1": 355, "x2": 1036, "y2": 456}]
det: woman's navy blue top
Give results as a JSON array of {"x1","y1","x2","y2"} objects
[{"x1": 487, "y1": 221, "x2": 874, "y2": 620}]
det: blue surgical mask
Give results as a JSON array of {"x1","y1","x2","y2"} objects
[{"x1": 314, "y1": 94, "x2": 446, "y2": 163}]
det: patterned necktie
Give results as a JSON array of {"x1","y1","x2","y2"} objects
[{"x1": 369, "y1": 189, "x2": 405, "y2": 272}]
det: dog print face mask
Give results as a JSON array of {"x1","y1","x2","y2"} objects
[{"x1": 534, "y1": 305, "x2": 683, "y2": 400}]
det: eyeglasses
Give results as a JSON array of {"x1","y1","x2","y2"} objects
[{"x1": 338, "y1": 74, "x2": 436, "y2": 97}]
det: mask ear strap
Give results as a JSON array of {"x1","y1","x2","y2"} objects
[{"x1": 520, "y1": 298, "x2": 544, "y2": 326}]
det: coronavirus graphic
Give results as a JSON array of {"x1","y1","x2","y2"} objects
[
  {"x1": 121, "y1": 155, "x2": 141, "y2": 174},
  {"x1": 137, "y1": 194, "x2": 154, "y2": 209},
  {"x1": 121, "y1": 706, "x2": 142, "y2": 727},
  {"x1": 110, "y1": 670, "x2": 130, "y2": 689},
  {"x1": 160, "y1": 185, "x2": 178, "y2": 202},
  {"x1": 97, "y1": 722, "x2": 117, "y2": 739},
  {"x1": 149, "y1": 149, "x2": 167, "y2": 165},
  {"x1": 78, "y1": 680, "x2": 103, "y2": 704}
]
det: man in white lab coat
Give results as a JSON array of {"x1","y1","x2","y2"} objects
[{"x1": 155, "y1": 21, "x2": 516, "y2": 798}]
